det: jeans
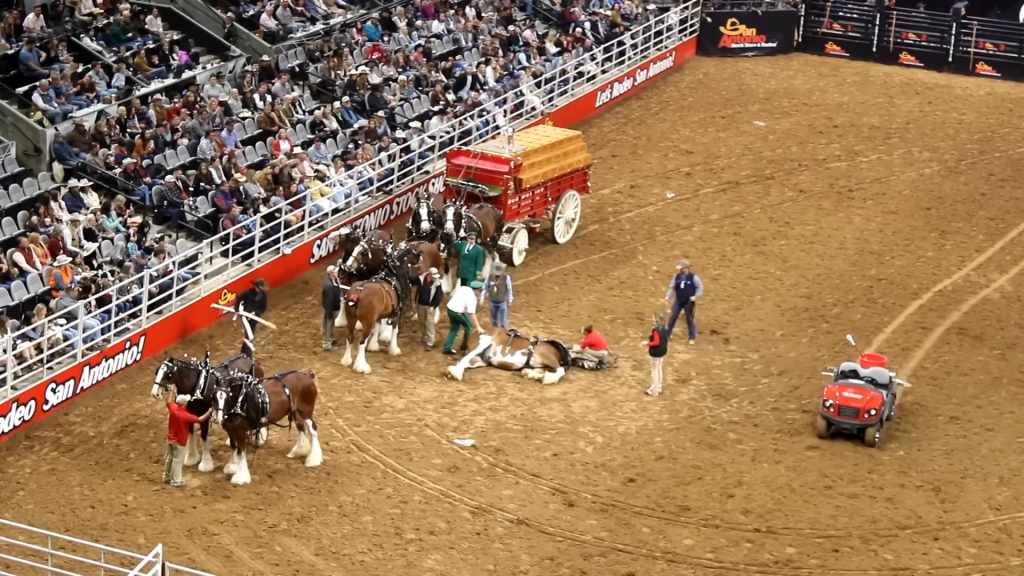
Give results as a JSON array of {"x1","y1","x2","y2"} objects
[
  {"x1": 146, "y1": 68, "x2": 169, "y2": 80},
  {"x1": 667, "y1": 299, "x2": 696, "y2": 341},
  {"x1": 128, "y1": 185, "x2": 151, "y2": 204},
  {"x1": 82, "y1": 318, "x2": 102, "y2": 344},
  {"x1": 61, "y1": 328, "x2": 79, "y2": 350},
  {"x1": 177, "y1": 270, "x2": 198, "y2": 284},
  {"x1": 159, "y1": 206, "x2": 184, "y2": 229},
  {"x1": 98, "y1": 88, "x2": 118, "y2": 98},
  {"x1": 67, "y1": 97, "x2": 93, "y2": 110},
  {"x1": 489, "y1": 301, "x2": 508, "y2": 330},
  {"x1": 321, "y1": 309, "x2": 337, "y2": 349}
]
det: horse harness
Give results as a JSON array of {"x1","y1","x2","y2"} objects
[{"x1": 225, "y1": 371, "x2": 300, "y2": 429}]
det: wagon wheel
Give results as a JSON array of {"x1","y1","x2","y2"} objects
[
  {"x1": 551, "y1": 190, "x2": 582, "y2": 245},
  {"x1": 508, "y1": 227, "x2": 529, "y2": 267}
]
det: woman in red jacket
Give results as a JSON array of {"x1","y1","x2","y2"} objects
[
  {"x1": 271, "y1": 128, "x2": 294, "y2": 158},
  {"x1": 641, "y1": 313, "x2": 669, "y2": 396}
]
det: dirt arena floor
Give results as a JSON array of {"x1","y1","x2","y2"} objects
[{"x1": 4, "y1": 53, "x2": 1024, "y2": 576}]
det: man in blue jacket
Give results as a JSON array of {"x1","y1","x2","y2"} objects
[{"x1": 664, "y1": 259, "x2": 703, "y2": 344}]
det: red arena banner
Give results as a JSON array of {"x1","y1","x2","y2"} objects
[
  {"x1": 531, "y1": 37, "x2": 697, "y2": 129},
  {"x1": 0, "y1": 36, "x2": 697, "y2": 443}
]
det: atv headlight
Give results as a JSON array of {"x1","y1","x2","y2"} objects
[
  {"x1": 823, "y1": 399, "x2": 835, "y2": 412},
  {"x1": 865, "y1": 408, "x2": 878, "y2": 418}
]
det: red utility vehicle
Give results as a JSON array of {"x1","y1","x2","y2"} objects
[{"x1": 816, "y1": 335, "x2": 910, "y2": 448}]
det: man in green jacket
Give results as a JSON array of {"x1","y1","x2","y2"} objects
[{"x1": 452, "y1": 232, "x2": 485, "y2": 289}]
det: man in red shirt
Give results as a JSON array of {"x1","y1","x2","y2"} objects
[
  {"x1": 573, "y1": 325, "x2": 609, "y2": 363},
  {"x1": 164, "y1": 387, "x2": 212, "y2": 488}
]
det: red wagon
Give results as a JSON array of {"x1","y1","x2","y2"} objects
[{"x1": 443, "y1": 125, "x2": 594, "y2": 266}]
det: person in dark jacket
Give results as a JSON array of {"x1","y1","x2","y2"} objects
[
  {"x1": 235, "y1": 277, "x2": 269, "y2": 357},
  {"x1": 410, "y1": 266, "x2": 443, "y2": 350},
  {"x1": 664, "y1": 259, "x2": 703, "y2": 344},
  {"x1": 642, "y1": 312, "x2": 669, "y2": 397},
  {"x1": 321, "y1": 265, "x2": 342, "y2": 351}
]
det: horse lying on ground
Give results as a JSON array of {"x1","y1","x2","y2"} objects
[
  {"x1": 152, "y1": 351, "x2": 264, "y2": 472},
  {"x1": 445, "y1": 327, "x2": 572, "y2": 385},
  {"x1": 211, "y1": 369, "x2": 321, "y2": 485}
]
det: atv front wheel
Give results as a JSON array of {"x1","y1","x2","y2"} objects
[
  {"x1": 814, "y1": 415, "x2": 830, "y2": 439},
  {"x1": 863, "y1": 425, "x2": 881, "y2": 448}
]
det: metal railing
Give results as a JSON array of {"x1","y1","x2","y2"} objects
[
  {"x1": 0, "y1": 0, "x2": 701, "y2": 398},
  {"x1": 0, "y1": 518, "x2": 163, "y2": 576}
]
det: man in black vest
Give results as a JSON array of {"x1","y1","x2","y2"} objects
[
  {"x1": 410, "y1": 266, "x2": 444, "y2": 350},
  {"x1": 664, "y1": 260, "x2": 703, "y2": 344},
  {"x1": 235, "y1": 278, "x2": 269, "y2": 358}
]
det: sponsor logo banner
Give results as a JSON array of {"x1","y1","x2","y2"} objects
[
  {"x1": 897, "y1": 51, "x2": 923, "y2": 66},
  {"x1": 698, "y1": 10, "x2": 798, "y2": 57},
  {"x1": 973, "y1": 61, "x2": 1000, "y2": 77},
  {"x1": 594, "y1": 51, "x2": 678, "y2": 109},
  {"x1": 824, "y1": 41, "x2": 849, "y2": 57}
]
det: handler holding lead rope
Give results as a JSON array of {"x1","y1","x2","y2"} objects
[{"x1": 235, "y1": 278, "x2": 270, "y2": 358}]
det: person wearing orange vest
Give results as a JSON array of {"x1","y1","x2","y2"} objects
[{"x1": 49, "y1": 255, "x2": 75, "y2": 298}]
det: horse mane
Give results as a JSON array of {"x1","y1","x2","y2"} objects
[{"x1": 242, "y1": 379, "x2": 263, "y2": 430}]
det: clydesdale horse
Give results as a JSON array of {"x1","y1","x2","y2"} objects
[{"x1": 445, "y1": 327, "x2": 572, "y2": 385}]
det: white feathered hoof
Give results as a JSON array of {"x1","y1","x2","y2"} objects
[
  {"x1": 305, "y1": 426, "x2": 323, "y2": 467},
  {"x1": 255, "y1": 428, "x2": 268, "y2": 447},
  {"x1": 197, "y1": 439, "x2": 214, "y2": 473},
  {"x1": 340, "y1": 342, "x2": 353, "y2": 366},
  {"x1": 230, "y1": 452, "x2": 251, "y2": 485},
  {"x1": 353, "y1": 357, "x2": 372, "y2": 375},
  {"x1": 542, "y1": 367, "x2": 565, "y2": 385},
  {"x1": 446, "y1": 365, "x2": 465, "y2": 381},
  {"x1": 288, "y1": 431, "x2": 309, "y2": 459},
  {"x1": 223, "y1": 452, "x2": 239, "y2": 475}
]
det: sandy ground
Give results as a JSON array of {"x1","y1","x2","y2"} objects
[{"x1": 3, "y1": 54, "x2": 1024, "y2": 576}]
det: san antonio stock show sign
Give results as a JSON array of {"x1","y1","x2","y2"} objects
[{"x1": 699, "y1": 12, "x2": 799, "y2": 57}]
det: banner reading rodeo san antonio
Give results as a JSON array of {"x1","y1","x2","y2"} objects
[{"x1": 698, "y1": 11, "x2": 799, "y2": 57}]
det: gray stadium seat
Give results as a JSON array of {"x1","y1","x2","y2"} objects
[
  {"x1": 8, "y1": 184, "x2": 24, "y2": 203},
  {"x1": 26, "y1": 273, "x2": 44, "y2": 293},
  {"x1": 1, "y1": 217, "x2": 18, "y2": 238},
  {"x1": 16, "y1": 210, "x2": 29, "y2": 229},
  {"x1": 326, "y1": 139, "x2": 339, "y2": 156},
  {"x1": 296, "y1": 124, "x2": 309, "y2": 142},
  {"x1": 37, "y1": 172, "x2": 54, "y2": 190},
  {"x1": 10, "y1": 280, "x2": 28, "y2": 301},
  {"x1": 0, "y1": 288, "x2": 12, "y2": 307},
  {"x1": 177, "y1": 146, "x2": 191, "y2": 163},
  {"x1": 255, "y1": 142, "x2": 269, "y2": 157},
  {"x1": 98, "y1": 239, "x2": 114, "y2": 263},
  {"x1": 154, "y1": 153, "x2": 167, "y2": 167}
]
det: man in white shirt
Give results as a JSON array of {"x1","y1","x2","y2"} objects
[
  {"x1": 443, "y1": 280, "x2": 483, "y2": 354},
  {"x1": 145, "y1": 8, "x2": 164, "y2": 37},
  {"x1": 260, "y1": 7, "x2": 284, "y2": 41},
  {"x1": 24, "y1": 6, "x2": 46, "y2": 35}
]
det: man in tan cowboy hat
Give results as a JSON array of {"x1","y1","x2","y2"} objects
[
  {"x1": 664, "y1": 259, "x2": 703, "y2": 344},
  {"x1": 235, "y1": 278, "x2": 270, "y2": 358},
  {"x1": 410, "y1": 266, "x2": 444, "y2": 350},
  {"x1": 483, "y1": 261, "x2": 513, "y2": 330}
]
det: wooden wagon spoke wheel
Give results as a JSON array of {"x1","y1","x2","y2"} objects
[{"x1": 552, "y1": 190, "x2": 582, "y2": 245}]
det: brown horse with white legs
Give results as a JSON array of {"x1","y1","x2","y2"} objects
[
  {"x1": 445, "y1": 327, "x2": 572, "y2": 385},
  {"x1": 211, "y1": 370, "x2": 321, "y2": 485},
  {"x1": 151, "y1": 351, "x2": 265, "y2": 473},
  {"x1": 340, "y1": 244, "x2": 416, "y2": 375},
  {"x1": 442, "y1": 199, "x2": 504, "y2": 273}
]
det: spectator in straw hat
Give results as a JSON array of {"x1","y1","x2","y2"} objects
[
  {"x1": 321, "y1": 265, "x2": 343, "y2": 351},
  {"x1": 664, "y1": 259, "x2": 703, "y2": 344},
  {"x1": 410, "y1": 266, "x2": 444, "y2": 350}
]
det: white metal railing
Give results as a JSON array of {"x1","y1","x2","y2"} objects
[
  {"x1": 0, "y1": 1, "x2": 700, "y2": 397},
  {"x1": 0, "y1": 518, "x2": 162, "y2": 576}
]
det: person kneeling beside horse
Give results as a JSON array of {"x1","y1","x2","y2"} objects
[
  {"x1": 445, "y1": 326, "x2": 573, "y2": 385},
  {"x1": 569, "y1": 325, "x2": 613, "y2": 370}
]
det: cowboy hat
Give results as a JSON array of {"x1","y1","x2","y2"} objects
[
  {"x1": 261, "y1": 54, "x2": 271, "y2": 61},
  {"x1": 53, "y1": 254, "x2": 72, "y2": 266},
  {"x1": 69, "y1": 214, "x2": 84, "y2": 222},
  {"x1": 234, "y1": 175, "x2": 248, "y2": 183},
  {"x1": 675, "y1": 260, "x2": 691, "y2": 270},
  {"x1": 408, "y1": 121, "x2": 422, "y2": 129},
  {"x1": 252, "y1": 278, "x2": 270, "y2": 291},
  {"x1": 493, "y1": 262, "x2": 507, "y2": 273},
  {"x1": 67, "y1": 178, "x2": 81, "y2": 187},
  {"x1": 78, "y1": 178, "x2": 92, "y2": 187},
  {"x1": 123, "y1": 158, "x2": 137, "y2": 165}
]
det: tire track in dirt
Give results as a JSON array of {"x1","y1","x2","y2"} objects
[
  {"x1": 423, "y1": 423, "x2": 1024, "y2": 541},
  {"x1": 327, "y1": 415, "x2": 1023, "y2": 576}
]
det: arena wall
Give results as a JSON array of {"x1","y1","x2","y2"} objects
[{"x1": 0, "y1": 36, "x2": 698, "y2": 445}]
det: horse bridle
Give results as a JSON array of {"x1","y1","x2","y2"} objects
[
  {"x1": 153, "y1": 354, "x2": 215, "y2": 400},
  {"x1": 345, "y1": 237, "x2": 393, "y2": 272}
]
